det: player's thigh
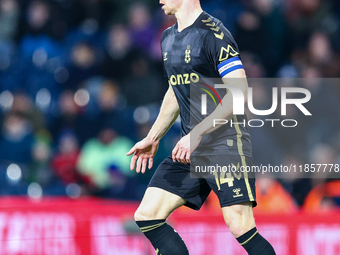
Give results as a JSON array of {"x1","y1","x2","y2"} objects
[
  {"x1": 134, "y1": 187, "x2": 186, "y2": 221},
  {"x1": 222, "y1": 201, "x2": 256, "y2": 237}
]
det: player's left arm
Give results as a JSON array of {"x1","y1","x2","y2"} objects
[{"x1": 172, "y1": 69, "x2": 247, "y2": 164}]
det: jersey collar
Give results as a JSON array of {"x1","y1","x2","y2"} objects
[{"x1": 174, "y1": 11, "x2": 206, "y2": 35}]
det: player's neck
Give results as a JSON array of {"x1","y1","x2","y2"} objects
[{"x1": 175, "y1": 6, "x2": 203, "y2": 32}]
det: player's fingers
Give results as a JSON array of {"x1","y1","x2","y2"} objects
[
  {"x1": 185, "y1": 151, "x2": 190, "y2": 164},
  {"x1": 141, "y1": 158, "x2": 148, "y2": 173},
  {"x1": 179, "y1": 150, "x2": 187, "y2": 164},
  {"x1": 175, "y1": 149, "x2": 183, "y2": 163},
  {"x1": 172, "y1": 144, "x2": 179, "y2": 162},
  {"x1": 173, "y1": 148, "x2": 180, "y2": 162},
  {"x1": 136, "y1": 157, "x2": 142, "y2": 173},
  {"x1": 148, "y1": 158, "x2": 153, "y2": 169},
  {"x1": 126, "y1": 146, "x2": 136, "y2": 156},
  {"x1": 130, "y1": 154, "x2": 138, "y2": 170}
]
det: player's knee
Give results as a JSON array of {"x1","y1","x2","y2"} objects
[
  {"x1": 228, "y1": 221, "x2": 248, "y2": 238},
  {"x1": 134, "y1": 208, "x2": 149, "y2": 221},
  {"x1": 223, "y1": 203, "x2": 255, "y2": 238},
  {"x1": 134, "y1": 207, "x2": 159, "y2": 221},
  {"x1": 227, "y1": 215, "x2": 256, "y2": 238}
]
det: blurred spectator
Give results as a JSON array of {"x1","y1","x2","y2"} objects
[
  {"x1": 77, "y1": 127, "x2": 137, "y2": 199},
  {"x1": 100, "y1": 24, "x2": 132, "y2": 82},
  {"x1": 279, "y1": 154, "x2": 312, "y2": 206},
  {"x1": 235, "y1": 11, "x2": 265, "y2": 59},
  {"x1": 122, "y1": 54, "x2": 166, "y2": 106},
  {"x1": 306, "y1": 32, "x2": 340, "y2": 77},
  {"x1": 77, "y1": 0, "x2": 116, "y2": 30},
  {"x1": 128, "y1": 3, "x2": 156, "y2": 55},
  {"x1": 286, "y1": 0, "x2": 336, "y2": 42},
  {"x1": 0, "y1": 41, "x2": 19, "y2": 91},
  {"x1": 29, "y1": 130, "x2": 54, "y2": 187},
  {"x1": 51, "y1": 131, "x2": 85, "y2": 187},
  {"x1": 50, "y1": 90, "x2": 78, "y2": 142},
  {"x1": 308, "y1": 32, "x2": 332, "y2": 66},
  {"x1": 245, "y1": 0, "x2": 288, "y2": 76},
  {"x1": 19, "y1": 0, "x2": 66, "y2": 40},
  {"x1": 0, "y1": 112, "x2": 34, "y2": 164},
  {"x1": 94, "y1": 80, "x2": 136, "y2": 138},
  {"x1": 240, "y1": 52, "x2": 266, "y2": 78},
  {"x1": 254, "y1": 177, "x2": 297, "y2": 213},
  {"x1": 18, "y1": 0, "x2": 65, "y2": 98},
  {"x1": 11, "y1": 92, "x2": 45, "y2": 132},
  {"x1": 51, "y1": 131, "x2": 79, "y2": 183},
  {"x1": 50, "y1": 90, "x2": 96, "y2": 146},
  {"x1": 0, "y1": 0, "x2": 20, "y2": 41},
  {"x1": 303, "y1": 180, "x2": 340, "y2": 212},
  {"x1": 302, "y1": 77, "x2": 340, "y2": 148},
  {"x1": 308, "y1": 144, "x2": 337, "y2": 186},
  {"x1": 63, "y1": 42, "x2": 100, "y2": 91}
]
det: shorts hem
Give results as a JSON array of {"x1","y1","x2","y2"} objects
[
  {"x1": 148, "y1": 183, "x2": 202, "y2": 211},
  {"x1": 220, "y1": 199, "x2": 257, "y2": 208}
]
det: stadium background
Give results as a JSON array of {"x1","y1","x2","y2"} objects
[{"x1": 0, "y1": 0, "x2": 339, "y2": 254}]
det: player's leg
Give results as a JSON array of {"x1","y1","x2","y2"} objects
[
  {"x1": 203, "y1": 154, "x2": 276, "y2": 255},
  {"x1": 135, "y1": 156, "x2": 211, "y2": 255},
  {"x1": 222, "y1": 202, "x2": 276, "y2": 255},
  {"x1": 134, "y1": 187, "x2": 189, "y2": 255}
]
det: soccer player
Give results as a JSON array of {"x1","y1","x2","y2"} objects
[{"x1": 126, "y1": 0, "x2": 276, "y2": 254}]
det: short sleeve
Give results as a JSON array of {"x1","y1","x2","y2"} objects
[{"x1": 204, "y1": 25, "x2": 244, "y2": 77}]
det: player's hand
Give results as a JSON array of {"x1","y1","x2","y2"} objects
[
  {"x1": 172, "y1": 133, "x2": 202, "y2": 164},
  {"x1": 126, "y1": 137, "x2": 159, "y2": 173}
]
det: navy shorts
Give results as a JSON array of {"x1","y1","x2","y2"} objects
[{"x1": 148, "y1": 155, "x2": 256, "y2": 210}]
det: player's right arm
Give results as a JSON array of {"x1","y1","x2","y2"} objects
[{"x1": 126, "y1": 84, "x2": 179, "y2": 173}]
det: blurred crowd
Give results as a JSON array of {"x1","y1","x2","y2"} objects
[{"x1": 0, "y1": 0, "x2": 339, "y2": 212}]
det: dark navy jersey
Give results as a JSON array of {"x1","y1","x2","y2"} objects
[{"x1": 161, "y1": 11, "x2": 251, "y2": 157}]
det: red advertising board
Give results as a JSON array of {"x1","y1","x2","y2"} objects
[{"x1": 0, "y1": 197, "x2": 339, "y2": 255}]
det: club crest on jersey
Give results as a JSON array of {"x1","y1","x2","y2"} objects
[{"x1": 185, "y1": 45, "x2": 191, "y2": 63}]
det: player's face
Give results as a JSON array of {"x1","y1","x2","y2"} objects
[{"x1": 159, "y1": 0, "x2": 183, "y2": 15}]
